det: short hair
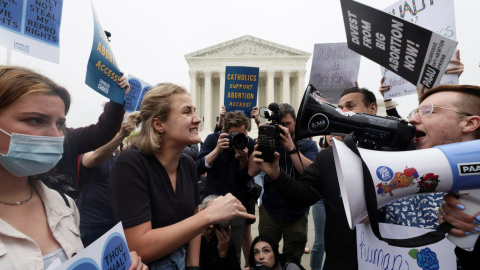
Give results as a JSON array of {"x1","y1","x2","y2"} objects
[
  {"x1": 249, "y1": 235, "x2": 280, "y2": 268},
  {"x1": 0, "y1": 66, "x2": 70, "y2": 115},
  {"x1": 340, "y1": 87, "x2": 376, "y2": 107},
  {"x1": 277, "y1": 103, "x2": 296, "y2": 120},
  {"x1": 128, "y1": 83, "x2": 188, "y2": 153},
  {"x1": 222, "y1": 111, "x2": 249, "y2": 133},
  {"x1": 199, "y1": 194, "x2": 218, "y2": 210},
  {"x1": 420, "y1": 84, "x2": 480, "y2": 138}
]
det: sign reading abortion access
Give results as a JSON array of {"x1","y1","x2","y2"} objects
[
  {"x1": 124, "y1": 74, "x2": 152, "y2": 112},
  {"x1": 224, "y1": 66, "x2": 259, "y2": 116},
  {"x1": 381, "y1": 0, "x2": 458, "y2": 99},
  {"x1": 340, "y1": 0, "x2": 457, "y2": 89},
  {"x1": 55, "y1": 222, "x2": 132, "y2": 270},
  {"x1": 309, "y1": 42, "x2": 361, "y2": 104},
  {"x1": 0, "y1": 0, "x2": 64, "y2": 63},
  {"x1": 85, "y1": 1, "x2": 124, "y2": 105},
  {"x1": 356, "y1": 223, "x2": 456, "y2": 270}
]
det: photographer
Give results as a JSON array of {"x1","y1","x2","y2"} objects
[
  {"x1": 249, "y1": 103, "x2": 318, "y2": 261},
  {"x1": 197, "y1": 111, "x2": 257, "y2": 263}
]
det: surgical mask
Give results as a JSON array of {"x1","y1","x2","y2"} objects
[{"x1": 0, "y1": 128, "x2": 64, "y2": 177}]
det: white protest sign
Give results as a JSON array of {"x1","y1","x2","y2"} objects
[
  {"x1": 56, "y1": 222, "x2": 132, "y2": 270},
  {"x1": 0, "y1": 0, "x2": 64, "y2": 63},
  {"x1": 381, "y1": 0, "x2": 458, "y2": 99},
  {"x1": 357, "y1": 223, "x2": 456, "y2": 270},
  {"x1": 308, "y1": 42, "x2": 361, "y2": 104}
]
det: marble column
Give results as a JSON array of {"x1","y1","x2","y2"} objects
[
  {"x1": 189, "y1": 71, "x2": 197, "y2": 106},
  {"x1": 282, "y1": 71, "x2": 290, "y2": 104},
  {"x1": 297, "y1": 71, "x2": 307, "y2": 108},
  {"x1": 219, "y1": 71, "x2": 226, "y2": 108},
  {"x1": 203, "y1": 71, "x2": 212, "y2": 133},
  {"x1": 266, "y1": 70, "x2": 275, "y2": 105}
]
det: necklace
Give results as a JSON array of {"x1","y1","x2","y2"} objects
[{"x1": 0, "y1": 184, "x2": 34, "y2": 206}]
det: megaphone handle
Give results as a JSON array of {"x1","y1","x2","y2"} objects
[{"x1": 446, "y1": 190, "x2": 480, "y2": 250}]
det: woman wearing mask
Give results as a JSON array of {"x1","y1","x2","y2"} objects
[
  {"x1": 0, "y1": 66, "x2": 145, "y2": 270},
  {"x1": 109, "y1": 83, "x2": 254, "y2": 269}
]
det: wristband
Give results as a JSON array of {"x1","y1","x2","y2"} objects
[{"x1": 287, "y1": 148, "x2": 298, "y2": 155}]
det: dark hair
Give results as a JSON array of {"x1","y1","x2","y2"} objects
[
  {"x1": 340, "y1": 87, "x2": 376, "y2": 107},
  {"x1": 278, "y1": 103, "x2": 296, "y2": 120},
  {"x1": 249, "y1": 235, "x2": 280, "y2": 268},
  {"x1": 222, "y1": 111, "x2": 249, "y2": 133}
]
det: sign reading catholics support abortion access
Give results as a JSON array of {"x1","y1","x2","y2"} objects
[
  {"x1": 85, "y1": 1, "x2": 124, "y2": 105},
  {"x1": 0, "y1": 0, "x2": 64, "y2": 63},
  {"x1": 309, "y1": 42, "x2": 361, "y2": 104},
  {"x1": 224, "y1": 66, "x2": 259, "y2": 116},
  {"x1": 340, "y1": 0, "x2": 457, "y2": 89}
]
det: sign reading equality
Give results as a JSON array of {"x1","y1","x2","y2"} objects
[
  {"x1": 85, "y1": 1, "x2": 125, "y2": 105},
  {"x1": 340, "y1": 0, "x2": 457, "y2": 89},
  {"x1": 309, "y1": 42, "x2": 361, "y2": 104},
  {"x1": 224, "y1": 66, "x2": 259, "y2": 117},
  {"x1": 0, "y1": 0, "x2": 64, "y2": 63}
]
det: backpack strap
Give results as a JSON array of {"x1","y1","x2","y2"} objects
[{"x1": 57, "y1": 190, "x2": 70, "y2": 208}]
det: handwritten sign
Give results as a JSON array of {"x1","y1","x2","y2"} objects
[
  {"x1": 0, "y1": 0, "x2": 63, "y2": 63},
  {"x1": 84, "y1": 1, "x2": 124, "y2": 105},
  {"x1": 340, "y1": 0, "x2": 457, "y2": 90},
  {"x1": 56, "y1": 222, "x2": 132, "y2": 270},
  {"x1": 224, "y1": 66, "x2": 259, "y2": 116},
  {"x1": 124, "y1": 74, "x2": 152, "y2": 112},
  {"x1": 309, "y1": 42, "x2": 360, "y2": 104},
  {"x1": 356, "y1": 223, "x2": 456, "y2": 270},
  {"x1": 381, "y1": 0, "x2": 458, "y2": 99}
]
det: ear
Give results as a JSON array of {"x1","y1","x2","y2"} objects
[
  {"x1": 368, "y1": 102, "x2": 378, "y2": 115},
  {"x1": 462, "y1": 115, "x2": 480, "y2": 135},
  {"x1": 151, "y1": 117, "x2": 164, "y2": 133}
]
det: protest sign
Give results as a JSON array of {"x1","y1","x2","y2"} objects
[
  {"x1": 85, "y1": 1, "x2": 124, "y2": 105},
  {"x1": 0, "y1": 0, "x2": 63, "y2": 63},
  {"x1": 224, "y1": 66, "x2": 259, "y2": 116},
  {"x1": 124, "y1": 74, "x2": 152, "y2": 112},
  {"x1": 381, "y1": 0, "x2": 458, "y2": 99},
  {"x1": 340, "y1": 0, "x2": 457, "y2": 90},
  {"x1": 308, "y1": 42, "x2": 360, "y2": 104},
  {"x1": 356, "y1": 223, "x2": 456, "y2": 270},
  {"x1": 55, "y1": 222, "x2": 131, "y2": 270}
]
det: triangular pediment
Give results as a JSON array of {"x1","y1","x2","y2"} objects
[{"x1": 185, "y1": 35, "x2": 310, "y2": 58}]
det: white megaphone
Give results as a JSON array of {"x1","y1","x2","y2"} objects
[{"x1": 333, "y1": 138, "x2": 480, "y2": 250}]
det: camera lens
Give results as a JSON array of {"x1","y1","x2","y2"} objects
[{"x1": 229, "y1": 132, "x2": 248, "y2": 149}]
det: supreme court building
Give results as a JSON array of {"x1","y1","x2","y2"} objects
[{"x1": 185, "y1": 35, "x2": 311, "y2": 139}]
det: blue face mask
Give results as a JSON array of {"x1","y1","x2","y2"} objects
[{"x1": 0, "y1": 128, "x2": 64, "y2": 177}]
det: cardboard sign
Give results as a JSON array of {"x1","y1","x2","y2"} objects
[
  {"x1": 381, "y1": 0, "x2": 458, "y2": 99},
  {"x1": 308, "y1": 42, "x2": 361, "y2": 104},
  {"x1": 124, "y1": 74, "x2": 152, "y2": 112},
  {"x1": 56, "y1": 222, "x2": 132, "y2": 270},
  {"x1": 340, "y1": 0, "x2": 457, "y2": 89},
  {"x1": 84, "y1": 1, "x2": 124, "y2": 105},
  {"x1": 357, "y1": 223, "x2": 456, "y2": 270},
  {"x1": 0, "y1": 0, "x2": 64, "y2": 63},
  {"x1": 224, "y1": 66, "x2": 259, "y2": 116}
]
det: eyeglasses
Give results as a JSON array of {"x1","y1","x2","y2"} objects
[{"x1": 408, "y1": 104, "x2": 473, "y2": 120}]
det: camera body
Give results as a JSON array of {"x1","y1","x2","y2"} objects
[
  {"x1": 223, "y1": 131, "x2": 248, "y2": 150},
  {"x1": 251, "y1": 263, "x2": 273, "y2": 270},
  {"x1": 214, "y1": 219, "x2": 232, "y2": 231},
  {"x1": 246, "y1": 179, "x2": 262, "y2": 199},
  {"x1": 258, "y1": 103, "x2": 285, "y2": 163}
]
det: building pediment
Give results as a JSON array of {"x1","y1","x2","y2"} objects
[{"x1": 185, "y1": 35, "x2": 310, "y2": 59}]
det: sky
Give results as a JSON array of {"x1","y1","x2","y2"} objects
[{"x1": 1, "y1": 0, "x2": 479, "y2": 128}]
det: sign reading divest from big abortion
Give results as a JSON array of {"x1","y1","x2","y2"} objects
[
  {"x1": 0, "y1": 0, "x2": 64, "y2": 63},
  {"x1": 85, "y1": 1, "x2": 124, "y2": 105},
  {"x1": 224, "y1": 66, "x2": 259, "y2": 116},
  {"x1": 55, "y1": 222, "x2": 132, "y2": 270},
  {"x1": 356, "y1": 223, "x2": 456, "y2": 270},
  {"x1": 381, "y1": 0, "x2": 458, "y2": 99},
  {"x1": 340, "y1": 0, "x2": 457, "y2": 89},
  {"x1": 309, "y1": 42, "x2": 361, "y2": 104}
]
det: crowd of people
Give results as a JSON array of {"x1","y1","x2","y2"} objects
[{"x1": 0, "y1": 50, "x2": 479, "y2": 270}]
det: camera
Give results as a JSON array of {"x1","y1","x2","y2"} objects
[
  {"x1": 214, "y1": 219, "x2": 231, "y2": 231},
  {"x1": 251, "y1": 263, "x2": 273, "y2": 270},
  {"x1": 225, "y1": 131, "x2": 248, "y2": 150},
  {"x1": 246, "y1": 179, "x2": 262, "y2": 199},
  {"x1": 257, "y1": 103, "x2": 285, "y2": 163}
]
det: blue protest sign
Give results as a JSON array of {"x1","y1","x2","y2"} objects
[
  {"x1": 124, "y1": 74, "x2": 152, "y2": 112},
  {"x1": 224, "y1": 66, "x2": 259, "y2": 116},
  {"x1": 85, "y1": 2, "x2": 124, "y2": 104},
  {"x1": 0, "y1": 0, "x2": 64, "y2": 62}
]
